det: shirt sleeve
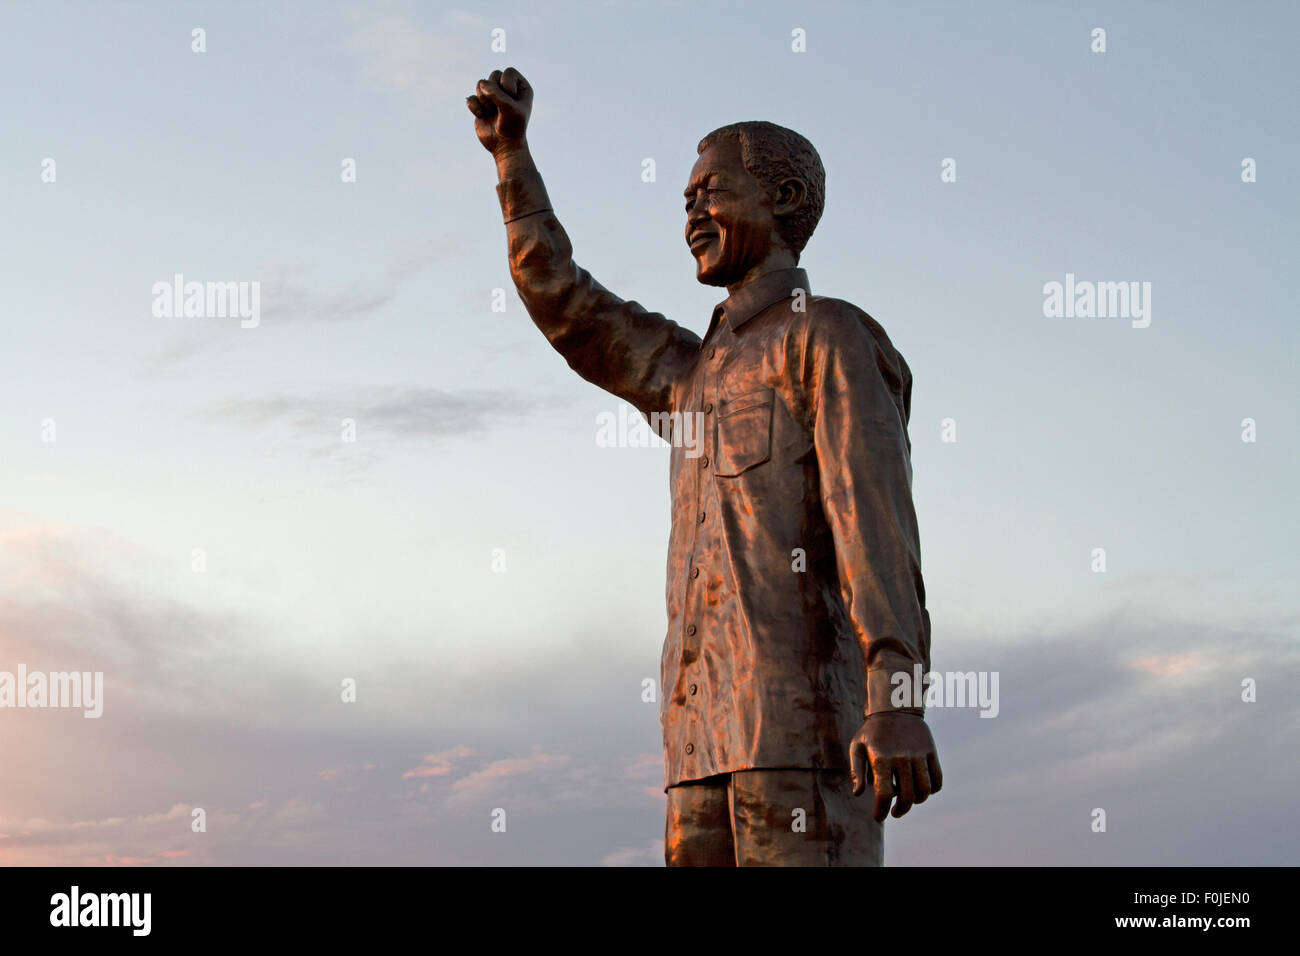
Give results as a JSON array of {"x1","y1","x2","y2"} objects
[
  {"x1": 496, "y1": 167, "x2": 701, "y2": 416},
  {"x1": 803, "y1": 306, "x2": 932, "y2": 716}
]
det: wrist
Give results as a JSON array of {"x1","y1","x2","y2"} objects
[
  {"x1": 865, "y1": 665, "x2": 927, "y2": 719},
  {"x1": 494, "y1": 140, "x2": 534, "y2": 180},
  {"x1": 865, "y1": 708, "x2": 924, "y2": 720},
  {"x1": 495, "y1": 154, "x2": 552, "y2": 224}
]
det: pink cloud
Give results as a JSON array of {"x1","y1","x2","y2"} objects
[
  {"x1": 624, "y1": 753, "x2": 662, "y2": 779},
  {"x1": 1130, "y1": 653, "x2": 1205, "y2": 677},
  {"x1": 450, "y1": 751, "x2": 568, "y2": 792},
  {"x1": 401, "y1": 745, "x2": 473, "y2": 780}
]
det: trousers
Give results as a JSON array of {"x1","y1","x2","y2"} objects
[{"x1": 664, "y1": 769, "x2": 884, "y2": 866}]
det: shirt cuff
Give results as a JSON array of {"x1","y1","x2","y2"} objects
[
  {"x1": 496, "y1": 169, "x2": 553, "y2": 224},
  {"x1": 865, "y1": 664, "x2": 926, "y2": 717}
]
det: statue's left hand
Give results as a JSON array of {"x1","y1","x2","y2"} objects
[{"x1": 849, "y1": 713, "x2": 943, "y2": 822}]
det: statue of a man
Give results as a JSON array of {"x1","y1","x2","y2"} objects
[{"x1": 468, "y1": 68, "x2": 942, "y2": 866}]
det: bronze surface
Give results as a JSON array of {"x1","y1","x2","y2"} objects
[{"x1": 468, "y1": 68, "x2": 942, "y2": 863}]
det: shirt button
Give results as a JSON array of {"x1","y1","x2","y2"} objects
[
  {"x1": 704, "y1": 402, "x2": 714, "y2": 414},
  {"x1": 686, "y1": 624, "x2": 697, "y2": 636},
  {"x1": 689, "y1": 683, "x2": 698, "y2": 696},
  {"x1": 684, "y1": 743, "x2": 695, "y2": 755},
  {"x1": 690, "y1": 567, "x2": 700, "y2": 579},
  {"x1": 700, "y1": 455, "x2": 709, "y2": 468}
]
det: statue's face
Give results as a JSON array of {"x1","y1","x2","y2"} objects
[{"x1": 684, "y1": 138, "x2": 777, "y2": 287}]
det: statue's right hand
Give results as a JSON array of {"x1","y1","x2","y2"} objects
[{"x1": 467, "y1": 68, "x2": 532, "y2": 157}]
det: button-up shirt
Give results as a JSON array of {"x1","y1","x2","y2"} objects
[{"x1": 497, "y1": 168, "x2": 932, "y2": 788}]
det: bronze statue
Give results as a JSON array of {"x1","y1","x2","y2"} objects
[{"x1": 468, "y1": 68, "x2": 942, "y2": 866}]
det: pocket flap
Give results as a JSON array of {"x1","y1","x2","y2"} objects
[
  {"x1": 715, "y1": 388, "x2": 774, "y2": 477},
  {"x1": 718, "y1": 388, "x2": 774, "y2": 418}
]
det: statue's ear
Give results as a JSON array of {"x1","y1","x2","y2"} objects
[{"x1": 772, "y1": 177, "x2": 807, "y2": 217}]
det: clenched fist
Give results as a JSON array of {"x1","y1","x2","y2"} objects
[{"x1": 467, "y1": 67, "x2": 533, "y2": 159}]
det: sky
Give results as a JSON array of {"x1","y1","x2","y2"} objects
[{"x1": 0, "y1": 0, "x2": 1296, "y2": 866}]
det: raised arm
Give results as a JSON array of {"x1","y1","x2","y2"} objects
[{"x1": 468, "y1": 69, "x2": 700, "y2": 415}]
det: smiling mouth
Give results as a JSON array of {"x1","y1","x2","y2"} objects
[{"x1": 688, "y1": 233, "x2": 717, "y2": 254}]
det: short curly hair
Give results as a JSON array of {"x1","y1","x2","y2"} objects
[{"x1": 697, "y1": 121, "x2": 826, "y2": 257}]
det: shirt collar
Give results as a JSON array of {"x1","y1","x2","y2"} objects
[{"x1": 710, "y1": 268, "x2": 811, "y2": 335}]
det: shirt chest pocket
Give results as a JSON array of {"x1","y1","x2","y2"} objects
[{"x1": 714, "y1": 388, "x2": 774, "y2": 477}]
